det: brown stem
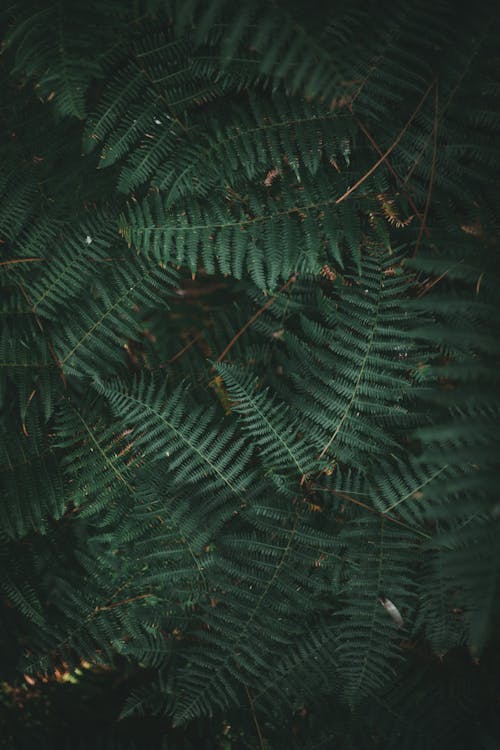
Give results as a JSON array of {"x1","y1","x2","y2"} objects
[
  {"x1": 212, "y1": 274, "x2": 298, "y2": 370},
  {"x1": 311, "y1": 486, "x2": 431, "y2": 539},
  {"x1": 0, "y1": 257, "x2": 45, "y2": 267},
  {"x1": 352, "y1": 112, "x2": 429, "y2": 236},
  {"x1": 413, "y1": 80, "x2": 439, "y2": 257},
  {"x1": 245, "y1": 685, "x2": 265, "y2": 750},
  {"x1": 94, "y1": 593, "x2": 153, "y2": 613},
  {"x1": 335, "y1": 80, "x2": 435, "y2": 206},
  {"x1": 160, "y1": 331, "x2": 204, "y2": 367},
  {"x1": 17, "y1": 283, "x2": 67, "y2": 387}
]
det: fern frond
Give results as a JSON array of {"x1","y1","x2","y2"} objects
[
  {"x1": 120, "y1": 170, "x2": 359, "y2": 289},
  {"x1": 335, "y1": 518, "x2": 418, "y2": 706},
  {"x1": 280, "y1": 250, "x2": 419, "y2": 466},
  {"x1": 98, "y1": 377, "x2": 253, "y2": 504},
  {"x1": 170, "y1": 0, "x2": 356, "y2": 103},
  {"x1": 215, "y1": 362, "x2": 316, "y2": 479},
  {"x1": 2, "y1": 1, "x2": 123, "y2": 118},
  {"x1": 147, "y1": 93, "x2": 353, "y2": 201},
  {"x1": 54, "y1": 400, "x2": 135, "y2": 523},
  {"x1": 0, "y1": 315, "x2": 60, "y2": 423},
  {"x1": 28, "y1": 215, "x2": 116, "y2": 320},
  {"x1": 0, "y1": 415, "x2": 65, "y2": 538},
  {"x1": 51, "y1": 257, "x2": 177, "y2": 378}
]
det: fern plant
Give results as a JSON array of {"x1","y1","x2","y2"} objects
[{"x1": 1, "y1": 1, "x2": 499, "y2": 747}]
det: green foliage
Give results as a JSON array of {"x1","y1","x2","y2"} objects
[{"x1": 1, "y1": 0, "x2": 499, "y2": 747}]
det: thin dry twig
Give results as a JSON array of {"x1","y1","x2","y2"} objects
[
  {"x1": 160, "y1": 331, "x2": 204, "y2": 367},
  {"x1": 17, "y1": 282, "x2": 67, "y2": 388},
  {"x1": 352, "y1": 112, "x2": 429, "y2": 236},
  {"x1": 94, "y1": 593, "x2": 153, "y2": 613},
  {"x1": 212, "y1": 273, "x2": 298, "y2": 370},
  {"x1": 335, "y1": 80, "x2": 435, "y2": 206},
  {"x1": 405, "y1": 31, "x2": 485, "y2": 187},
  {"x1": 0, "y1": 257, "x2": 45, "y2": 267},
  {"x1": 413, "y1": 80, "x2": 439, "y2": 257},
  {"x1": 311, "y1": 486, "x2": 431, "y2": 540},
  {"x1": 416, "y1": 269, "x2": 449, "y2": 298},
  {"x1": 245, "y1": 685, "x2": 265, "y2": 750}
]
